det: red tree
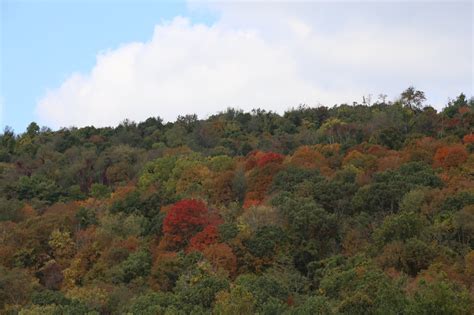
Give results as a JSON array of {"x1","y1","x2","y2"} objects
[
  {"x1": 256, "y1": 152, "x2": 284, "y2": 168},
  {"x1": 162, "y1": 199, "x2": 208, "y2": 247},
  {"x1": 245, "y1": 151, "x2": 284, "y2": 170},
  {"x1": 242, "y1": 151, "x2": 285, "y2": 208}
]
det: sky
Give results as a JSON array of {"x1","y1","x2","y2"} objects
[{"x1": 1, "y1": 0, "x2": 473, "y2": 133}]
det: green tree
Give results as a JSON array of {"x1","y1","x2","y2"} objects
[
  {"x1": 213, "y1": 285, "x2": 256, "y2": 315},
  {"x1": 407, "y1": 279, "x2": 473, "y2": 315},
  {"x1": 115, "y1": 250, "x2": 152, "y2": 283},
  {"x1": 90, "y1": 183, "x2": 111, "y2": 199},
  {"x1": 292, "y1": 296, "x2": 333, "y2": 315},
  {"x1": 374, "y1": 211, "x2": 425, "y2": 245},
  {"x1": 400, "y1": 86, "x2": 426, "y2": 110},
  {"x1": 26, "y1": 122, "x2": 40, "y2": 138}
]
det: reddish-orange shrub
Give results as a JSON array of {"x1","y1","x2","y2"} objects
[
  {"x1": 256, "y1": 152, "x2": 284, "y2": 168},
  {"x1": 150, "y1": 251, "x2": 180, "y2": 291},
  {"x1": 289, "y1": 146, "x2": 331, "y2": 175},
  {"x1": 402, "y1": 137, "x2": 441, "y2": 164},
  {"x1": 367, "y1": 144, "x2": 389, "y2": 157},
  {"x1": 463, "y1": 134, "x2": 474, "y2": 144},
  {"x1": 118, "y1": 236, "x2": 140, "y2": 252},
  {"x1": 207, "y1": 171, "x2": 235, "y2": 205},
  {"x1": 377, "y1": 154, "x2": 403, "y2": 172},
  {"x1": 245, "y1": 151, "x2": 284, "y2": 170},
  {"x1": 242, "y1": 197, "x2": 261, "y2": 209},
  {"x1": 202, "y1": 243, "x2": 237, "y2": 276},
  {"x1": 459, "y1": 106, "x2": 470, "y2": 115},
  {"x1": 433, "y1": 145, "x2": 468, "y2": 168},
  {"x1": 187, "y1": 225, "x2": 219, "y2": 252},
  {"x1": 109, "y1": 184, "x2": 136, "y2": 204}
]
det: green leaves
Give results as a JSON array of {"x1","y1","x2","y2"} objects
[
  {"x1": 16, "y1": 175, "x2": 62, "y2": 204},
  {"x1": 353, "y1": 162, "x2": 442, "y2": 213},
  {"x1": 115, "y1": 250, "x2": 152, "y2": 284},
  {"x1": 2, "y1": 96, "x2": 474, "y2": 314},
  {"x1": 244, "y1": 226, "x2": 287, "y2": 258},
  {"x1": 374, "y1": 211, "x2": 425, "y2": 245},
  {"x1": 407, "y1": 279, "x2": 473, "y2": 315}
]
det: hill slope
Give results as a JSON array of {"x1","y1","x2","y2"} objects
[{"x1": 0, "y1": 90, "x2": 473, "y2": 313}]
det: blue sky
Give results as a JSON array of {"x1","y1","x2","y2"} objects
[
  {"x1": 1, "y1": 0, "x2": 215, "y2": 132},
  {"x1": 1, "y1": 1, "x2": 472, "y2": 133}
]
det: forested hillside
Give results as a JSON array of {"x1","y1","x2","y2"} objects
[{"x1": 1, "y1": 88, "x2": 473, "y2": 314}]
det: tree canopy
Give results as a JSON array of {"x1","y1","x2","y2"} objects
[{"x1": 0, "y1": 89, "x2": 473, "y2": 313}]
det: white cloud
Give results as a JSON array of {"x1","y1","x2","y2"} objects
[
  {"x1": 37, "y1": 2, "x2": 472, "y2": 128},
  {"x1": 37, "y1": 17, "x2": 332, "y2": 128}
]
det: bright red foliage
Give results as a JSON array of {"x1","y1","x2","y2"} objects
[
  {"x1": 162, "y1": 199, "x2": 208, "y2": 246},
  {"x1": 256, "y1": 152, "x2": 284, "y2": 168},
  {"x1": 245, "y1": 151, "x2": 284, "y2": 170}
]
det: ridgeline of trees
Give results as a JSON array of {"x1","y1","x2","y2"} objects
[{"x1": 0, "y1": 88, "x2": 473, "y2": 314}]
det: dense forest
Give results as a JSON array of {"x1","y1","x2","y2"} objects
[{"x1": 0, "y1": 87, "x2": 473, "y2": 314}]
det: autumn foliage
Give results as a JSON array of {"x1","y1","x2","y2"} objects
[
  {"x1": 162, "y1": 199, "x2": 209, "y2": 247},
  {"x1": 463, "y1": 134, "x2": 474, "y2": 144},
  {"x1": 242, "y1": 151, "x2": 285, "y2": 208},
  {"x1": 255, "y1": 152, "x2": 284, "y2": 168},
  {"x1": 1, "y1": 90, "x2": 473, "y2": 314},
  {"x1": 203, "y1": 243, "x2": 237, "y2": 276},
  {"x1": 245, "y1": 151, "x2": 284, "y2": 170},
  {"x1": 289, "y1": 146, "x2": 332, "y2": 175},
  {"x1": 188, "y1": 225, "x2": 220, "y2": 252},
  {"x1": 433, "y1": 145, "x2": 468, "y2": 169}
]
